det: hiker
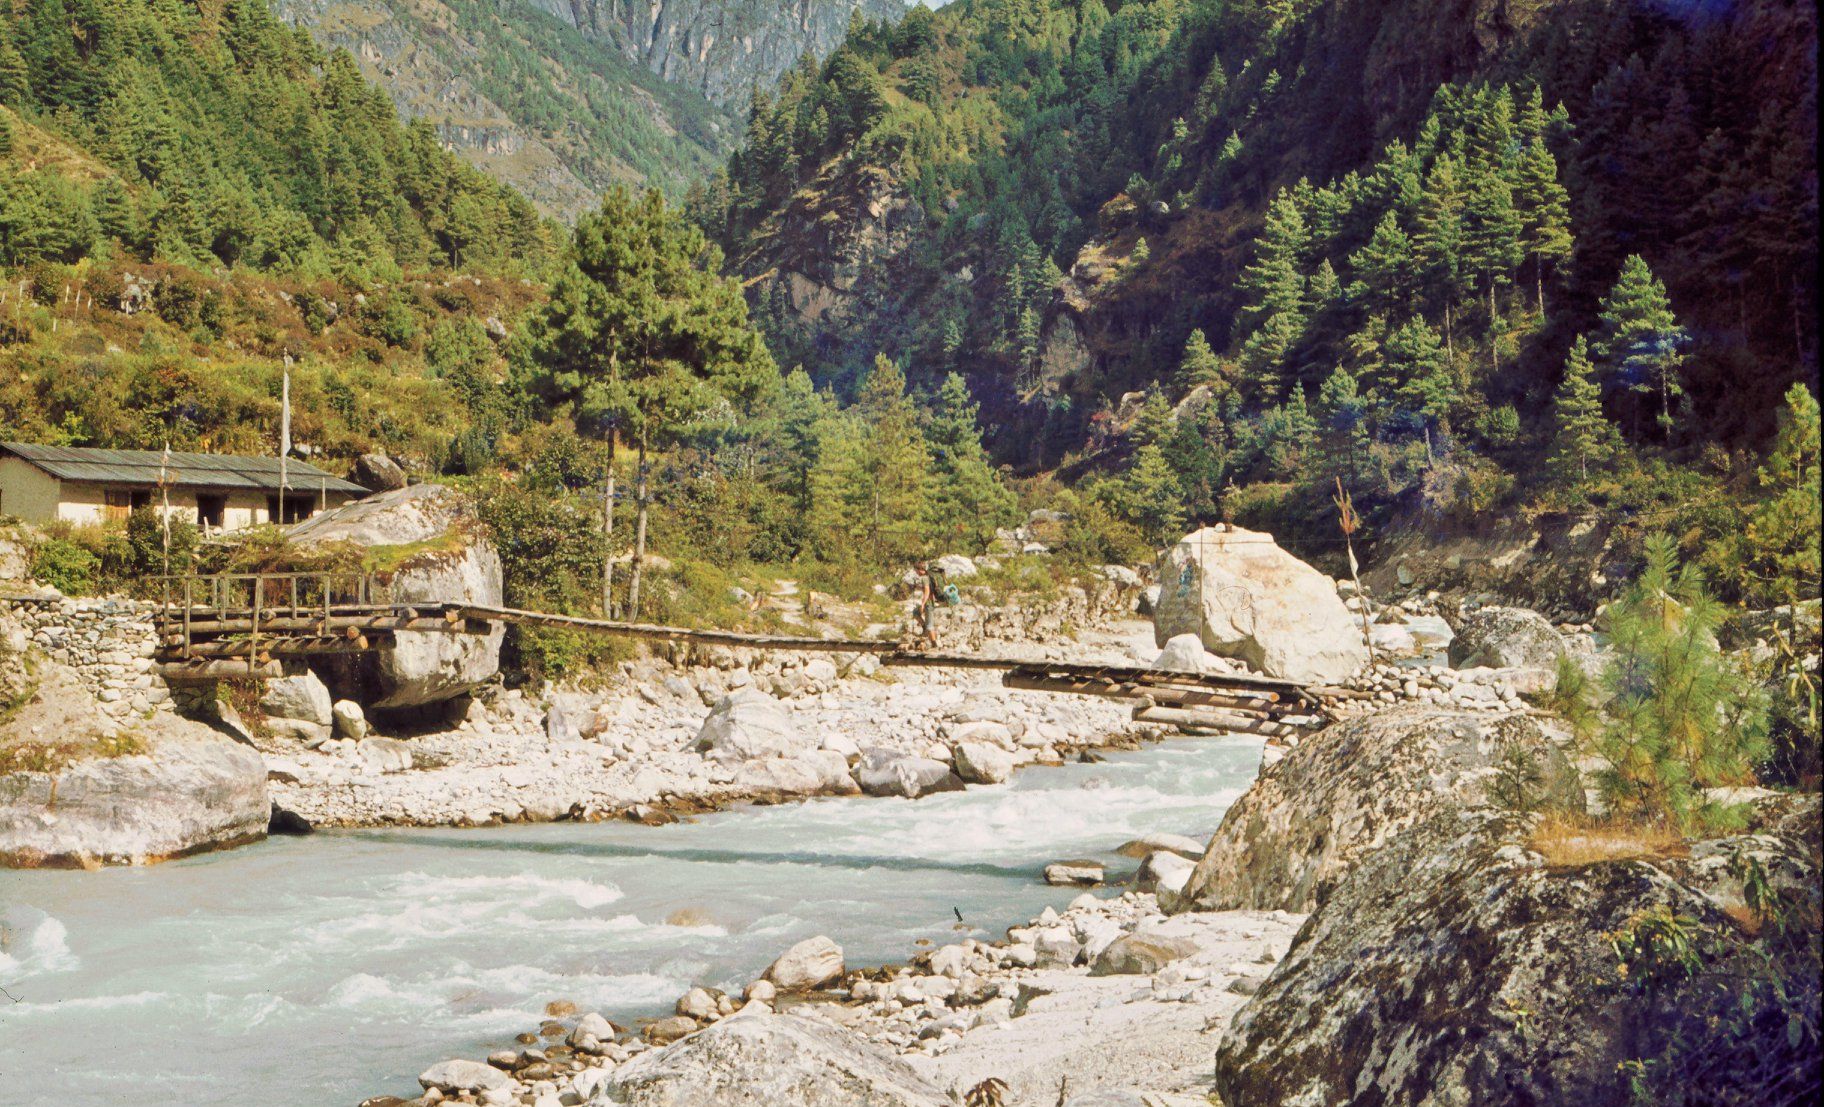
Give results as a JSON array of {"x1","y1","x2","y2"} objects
[{"x1": 911, "y1": 561, "x2": 940, "y2": 649}]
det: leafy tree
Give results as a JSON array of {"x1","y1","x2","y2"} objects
[
  {"x1": 1129, "y1": 389, "x2": 1174, "y2": 447},
  {"x1": 1594, "y1": 255, "x2": 1688, "y2": 437},
  {"x1": 1464, "y1": 168, "x2": 1524, "y2": 352},
  {"x1": 1594, "y1": 535, "x2": 1768, "y2": 831},
  {"x1": 1548, "y1": 335, "x2": 1619, "y2": 487},
  {"x1": 928, "y1": 372, "x2": 1018, "y2": 551},
  {"x1": 1237, "y1": 190, "x2": 1309, "y2": 327},
  {"x1": 525, "y1": 187, "x2": 775, "y2": 445},
  {"x1": 1414, "y1": 153, "x2": 1472, "y2": 356},
  {"x1": 1102, "y1": 443, "x2": 1185, "y2": 545}
]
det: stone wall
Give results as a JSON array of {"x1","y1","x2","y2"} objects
[{"x1": 0, "y1": 595, "x2": 199, "y2": 718}]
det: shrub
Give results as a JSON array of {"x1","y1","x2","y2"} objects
[{"x1": 30, "y1": 537, "x2": 100, "y2": 594}]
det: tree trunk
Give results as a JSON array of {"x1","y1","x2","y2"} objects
[
  {"x1": 628, "y1": 436, "x2": 649, "y2": 619},
  {"x1": 1535, "y1": 254, "x2": 1545, "y2": 317},
  {"x1": 1488, "y1": 280, "x2": 1500, "y2": 376},
  {"x1": 1444, "y1": 302, "x2": 1454, "y2": 363},
  {"x1": 601, "y1": 437, "x2": 617, "y2": 618}
]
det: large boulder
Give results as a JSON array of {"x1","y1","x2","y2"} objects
[
  {"x1": 951, "y1": 740, "x2": 1014, "y2": 785},
  {"x1": 1214, "y1": 799, "x2": 1821, "y2": 1106},
  {"x1": 1150, "y1": 632, "x2": 1217, "y2": 674},
  {"x1": 595, "y1": 1007, "x2": 947, "y2": 1106},
  {"x1": 286, "y1": 484, "x2": 504, "y2": 708},
  {"x1": 694, "y1": 690, "x2": 807, "y2": 762},
  {"x1": 1174, "y1": 708, "x2": 1582, "y2": 913},
  {"x1": 763, "y1": 936, "x2": 845, "y2": 991},
  {"x1": 260, "y1": 672, "x2": 332, "y2": 726},
  {"x1": 352, "y1": 453, "x2": 408, "y2": 492},
  {"x1": 1, "y1": 715, "x2": 269, "y2": 868},
  {"x1": 1152, "y1": 525, "x2": 1368, "y2": 683},
  {"x1": 854, "y1": 749, "x2": 964, "y2": 798},
  {"x1": 1448, "y1": 605, "x2": 1566, "y2": 671}
]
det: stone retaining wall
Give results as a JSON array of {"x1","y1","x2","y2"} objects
[{"x1": 0, "y1": 595, "x2": 201, "y2": 718}]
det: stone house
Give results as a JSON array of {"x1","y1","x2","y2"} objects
[{"x1": 0, "y1": 442, "x2": 368, "y2": 533}]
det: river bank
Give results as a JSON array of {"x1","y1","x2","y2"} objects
[{"x1": 1, "y1": 729, "x2": 1269, "y2": 1107}]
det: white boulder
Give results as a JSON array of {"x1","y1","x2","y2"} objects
[
  {"x1": 694, "y1": 690, "x2": 806, "y2": 762},
  {"x1": 1153, "y1": 525, "x2": 1368, "y2": 684},
  {"x1": 764, "y1": 936, "x2": 845, "y2": 991},
  {"x1": 952, "y1": 740, "x2": 1015, "y2": 784},
  {"x1": 260, "y1": 672, "x2": 332, "y2": 726}
]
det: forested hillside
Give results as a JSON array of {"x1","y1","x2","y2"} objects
[
  {"x1": 691, "y1": 0, "x2": 1817, "y2": 587},
  {"x1": 271, "y1": 0, "x2": 739, "y2": 216},
  {"x1": 0, "y1": 0, "x2": 552, "y2": 276}
]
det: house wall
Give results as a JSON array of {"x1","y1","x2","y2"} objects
[
  {"x1": 0, "y1": 458, "x2": 63, "y2": 523},
  {"x1": 0, "y1": 468, "x2": 361, "y2": 532}
]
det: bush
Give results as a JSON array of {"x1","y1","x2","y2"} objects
[{"x1": 30, "y1": 537, "x2": 100, "y2": 594}]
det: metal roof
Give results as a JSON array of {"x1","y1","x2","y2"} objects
[{"x1": 0, "y1": 442, "x2": 368, "y2": 495}]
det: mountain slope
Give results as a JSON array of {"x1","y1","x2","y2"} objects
[
  {"x1": 697, "y1": 0, "x2": 1816, "y2": 467},
  {"x1": 0, "y1": 0, "x2": 551, "y2": 276},
  {"x1": 271, "y1": 0, "x2": 737, "y2": 217}
]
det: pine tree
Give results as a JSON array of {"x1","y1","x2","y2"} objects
[
  {"x1": 1594, "y1": 255, "x2": 1688, "y2": 438},
  {"x1": 1383, "y1": 317, "x2": 1454, "y2": 438},
  {"x1": 1740, "y1": 384, "x2": 1822, "y2": 603},
  {"x1": 1548, "y1": 336, "x2": 1618, "y2": 486},
  {"x1": 928, "y1": 372, "x2": 1019, "y2": 551},
  {"x1": 1348, "y1": 210, "x2": 1415, "y2": 316},
  {"x1": 1113, "y1": 444, "x2": 1186, "y2": 545},
  {"x1": 1176, "y1": 328, "x2": 1227, "y2": 395},
  {"x1": 1513, "y1": 139, "x2": 1572, "y2": 314},
  {"x1": 1131, "y1": 236, "x2": 1150, "y2": 264},
  {"x1": 1414, "y1": 153, "x2": 1471, "y2": 357},
  {"x1": 812, "y1": 355, "x2": 933, "y2": 561},
  {"x1": 1129, "y1": 390, "x2": 1175, "y2": 447},
  {"x1": 1316, "y1": 365, "x2": 1372, "y2": 485},
  {"x1": 1306, "y1": 258, "x2": 1341, "y2": 314},
  {"x1": 1465, "y1": 169, "x2": 1524, "y2": 327},
  {"x1": 0, "y1": 39, "x2": 28, "y2": 103},
  {"x1": 1595, "y1": 535, "x2": 1768, "y2": 831},
  {"x1": 1237, "y1": 190, "x2": 1309, "y2": 326}
]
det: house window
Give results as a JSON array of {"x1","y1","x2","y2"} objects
[
  {"x1": 196, "y1": 494, "x2": 227, "y2": 530},
  {"x1": 104, "y1": 489, "x2": 133, "y2": 519}
]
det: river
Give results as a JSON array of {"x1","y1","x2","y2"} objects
[{"x1": 0, "y1": 734, "x2": 1262, "y2": 1106}]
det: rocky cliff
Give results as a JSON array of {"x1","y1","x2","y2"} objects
[{"x1": 522, "y1": 0, "x2": 907, "y2": 107}]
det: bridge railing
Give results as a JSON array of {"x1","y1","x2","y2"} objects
[{"x1": 152, "y1": 571, "x2": 394, "y2": 658}]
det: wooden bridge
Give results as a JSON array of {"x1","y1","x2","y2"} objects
[{"x1": 153, "y1": 572, "x2": 1351, "y2": 735}]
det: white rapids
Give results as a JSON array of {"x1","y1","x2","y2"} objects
[{"x1": 0, "y1": 736, "x2": 1260, "y2": 1106}]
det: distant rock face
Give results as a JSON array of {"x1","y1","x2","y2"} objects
[
  {"x1": 1153, "y1": 526, "x2": 1368, "y2": 684},
  {"x1": 1174, "y1": 708, "x2": 1582, "y2": 914},
  {"x1": 1448, "y1": 605, "x2": 1567, "y2": 671},
  {"x1": 598, "y1": 1008, "x2": 947, "y2": 1106},
  {"x1": 287, "y1": 485, "x2": 503, "y2": 709},
  {"x1": 1214, "y1": 798, "x2": 1822, "y2": 1106},
  {"x1": 533, "y1": 0, "x2": 906, "y2": 108},
  {"x1": 0, "y1": 720, "x2": 269, "y2": 867}
]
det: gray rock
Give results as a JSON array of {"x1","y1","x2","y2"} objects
[
  {"x1": 1153, "y1": 525, "x2": 1368, "y2": 684},
  {"x1": 1213, "y1": 798, "x2": 1821, "y2": 1106},
  {"x1": 352, "y1": 453, "x2": 408, "y2": 492},
  {"x1": 1448, "y1": 606, "x2": 1566, "y2": 671},
  {"x1": 1091, "y1": 928, "x2": 1201, "y2": 976},
  {"x1": 1174, "y1": 708, "x2": 1583, "y2": 914},
  {"x1": 1151, "y1": 632, "x2": 1216, "y2": 674},
  {"x1": 855, "y1": 749, "x2": 963, "y2": 798},
  {"x1": 1136, "y1": 850, "x2": 1195, "y2": 898},
  {"x1": 1114, "y1": 833, "x2": 1206, "y2": 860},
  {"x1": 764, "y1": 936, "x2": 844, "y2": 991},
  {"x1": 1043, "y1": 860, "x2": 1104, "y2": 885},
  {"x1": 732, "y1": 752, "x2": 858, "y2": 796},
  {"x1": 0, "y1": 720, "x2": 268, "y2": 867},
  {"x1": 260, "y1": 672, "x2": 332, "y2": 726},
  {"x1": 694, "y1": 690, "x2": 806, "y2": 762},
  {"x1": 286, "y1": 485, "x2": 504, "y2": 708},
  {"x1": 643, "y1": 1015, "x2": 698, "y2": 1045},
  {"x1": 359, "y1": 736, "x2": 413, "y2": 774},
  {"x1": 597, "y1": 1008, "x2": 946, "y2": 1106},
  {"x1": 933, "y1": 554, "x2": 978, "y2": 579},
  {"x1": 675, "y1": 987, "x2": 719, "y2": 1021},
  {"x1": 420, "y1": 1058, "x2": 512, "y2": 1093},
  {"x1": 951, "y1": 741, "x2": 1014, "y2": 785},
  {"x1": 546, "y1": 694, "x2": 591, "y2": 743}
]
